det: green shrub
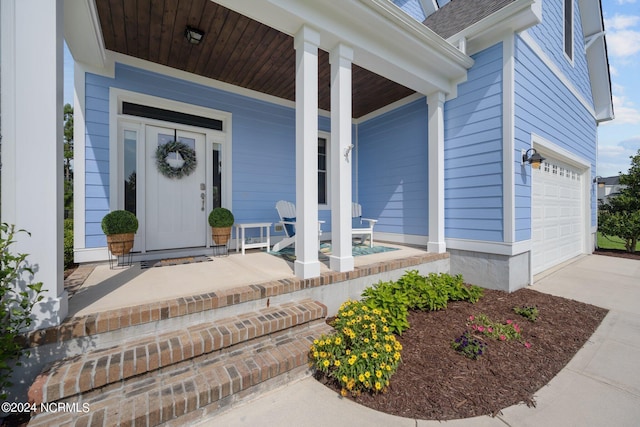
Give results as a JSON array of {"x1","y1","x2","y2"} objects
[
  {"x1": 64, "y1": 219, "x2": 74, "y2": 269},
  {"x1": 361, "y1": 271, "x2": 483, "y2": 334},
  {"x1": 361, "y1": 280, "x2": 410, "y2": 334},
  {"x1": 101, "y1": 210, "x2": 139, "y2": 235},
  {"x1": 513, "y1": 305, "x2": 539, "y2": 322},
  {"x1": 0, "y1": 224, "x2": 45, "y2": 398},
  {"x1": 310, "y1": 300, "x2": 402, "y2": 396},
  {"x1": 208, "y1": 207, "x2": 234, "y2": 227}
]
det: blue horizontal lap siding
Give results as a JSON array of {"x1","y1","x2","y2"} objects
[
  {"x1": 514, "y1": 34, "x2": 597, "y2": 240},
  {"x1": 357, "y1": 99, "x2": 429, "y2": 236},
  {"x1": 527, "y1": 0, "x2": 593, "y2": 105},
  {"x1": 84, "y1": 63, "x2": 305, "y2": 247},
  {"x1": 444, "y1": 43, "x2": 504, "y2": 242},
  {"x1": 391, "y1": 0, "x2": 426, "y2": 21},
  {"x1": 84, "y1": 74, "x2": 112, "y2": 247}
]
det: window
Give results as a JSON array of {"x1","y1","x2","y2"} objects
[
  {"x1": 123, "y1": 130, "x2": 137, "y2": 214},
  {"x1": 564, "y1": 0, "x2": 573, "y2": 61},
  {"x1": 318, "y1": 137, "x2": 327, "y2": 205}
]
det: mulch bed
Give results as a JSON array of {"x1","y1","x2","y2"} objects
[
  {"x1": 316, "y1": 288, "x2": 608, "y2": 420},
  {"x1": 593, "y1": 248, "x2": 640, "y2": 261}
]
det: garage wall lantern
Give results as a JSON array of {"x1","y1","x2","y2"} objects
[
  {"x1": 522, "y1": 148, "x2": 546, "y2": 169},
  {"x1": 185, "y1": 26, "x2": 205, "y2": 45}
]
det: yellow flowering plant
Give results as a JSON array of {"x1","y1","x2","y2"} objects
[{"x1": 309, "y1": 300, "x2": 402, "y2": 396}]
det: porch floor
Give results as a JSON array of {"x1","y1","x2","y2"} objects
[{"x1": 68, "y1": 243, "x2": 431, "y2": 317}]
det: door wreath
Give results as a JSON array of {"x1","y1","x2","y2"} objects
[{"x1": 155, "y1": 141, "x2": 197, "y2": 179}]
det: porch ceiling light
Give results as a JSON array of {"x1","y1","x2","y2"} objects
[
  {"x1": 185, "y1": 26, "x2": 205, "y2": 45},
  {"x1": 522, "y1": 148, "x2": 545, "y2": 169}
]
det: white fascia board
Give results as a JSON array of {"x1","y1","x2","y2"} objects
[
  {"x1": 63, "y1": 0, "x2": 106, "y2": 68},
  {"x1": 446, "y1": 238, "x2": 532, "y2": 256},
  {"x1": 216, "y1": 0, "x2": 472, "y2": 96},
  {"x1": 447, "y1": 0, "x2": 542, "y2": 56},
  {"x1": 578, "y1": 0, "x2": 613, "y2": 123}
]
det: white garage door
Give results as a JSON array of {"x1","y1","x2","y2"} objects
[{"x1": 532, "y1": 158, "x2": 584, "y2": 274}]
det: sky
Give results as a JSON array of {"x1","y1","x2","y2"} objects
[
  {"x1": 598, "y1": 0, "x2": 640, "y2": 177},
  {"x1": 63, "y1": 0, "x2": 640, "y2": 178}
]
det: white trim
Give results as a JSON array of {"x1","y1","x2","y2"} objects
[
  {"x1": 447, "y1": 0, "x2": 541, "y2": 56},
  {"x1": 519, "y1": 31, "x2": 596, "y2": 118},
  {"x1": 531, "y1": 133, "x2": 590, "y2": 169},
  {"x1": 354, "y1": 93, "x2": 424, "y2": 124},
  {"x1": 112, "y1": 51, "x2": 296, "y2": 111},
  {"x1": 503, "y1": 34, "x2": 516, "y2": 243},
  {"x1": 109, "y1": 89, "x2": 233, "y2": 253},
  {"x1": 427, "y1": 91, "x2": 446, "y2": 254},
  {"x1": 446, "y1": 238, "x2": 532, "y2": 256},
  {"x1": 531, "y1": 133, "x2": 592, "y2": 258},
  {"x1": 375, "y1": 232, "x2": 428, "y2": 247},
  {"x1": 73, "y1": 62, "x2": 87, "y2": 253}
]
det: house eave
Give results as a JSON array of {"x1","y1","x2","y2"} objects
[
  {"x1": 578, "y1": 0, "x2": 614, "y2": 123},
  {"x1": 215, "y1": 0, "x2": 472, "y2": 97},
  {"x1": 446, "y1": 0, "x2": 542, "y2": 55},
  {"x1": 63, "y1": 0, "x2": 106, "y2": 68}
]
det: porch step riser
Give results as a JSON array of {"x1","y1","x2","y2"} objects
[
  {"x1": 29, "y1": 300, "x2": 327, "y2": 406},
  {"x1": 28, "y1": 321, "x2": 334, "y2": 427}
]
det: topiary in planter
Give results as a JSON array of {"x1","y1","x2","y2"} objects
[
  {"x1": 208, "y1": 207, "x2": 234, "y2": 245},
  {"x1": 101, "y1": 210, "x2": 139, "y2": 255}
]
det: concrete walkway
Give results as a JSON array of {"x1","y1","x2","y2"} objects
[{"x1": 198, "y1": 254, "x2": 640, "y2": 427}]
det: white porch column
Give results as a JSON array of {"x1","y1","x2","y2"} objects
[
  {"x1": 293, "y1": 25, "x2": 321, "y2": 279},
  {"x1": 329, "y1": 43, "x2": 355, "y2": 272},
  {"x1": 427, "y1": 91, "x2": 446, "y2": 253},
  {"x1": 1, "y1": 0, "x2": 68, "y2": 328}
]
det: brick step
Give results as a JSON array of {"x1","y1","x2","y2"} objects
[
  {"x1": 27, "y1": 299, "x2": 327, "y2": 408},
  {"x1": 28, "y1": 319, "x2": 333, "y2": 427}
]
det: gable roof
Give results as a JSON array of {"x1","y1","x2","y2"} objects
[{"x1": 423, "y1": 0, "x2": 515, "y2": 39}]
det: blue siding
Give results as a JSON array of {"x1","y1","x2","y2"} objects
[
  {"x1": 527, "y1": 0, "x2": 593, "y2": 105},
  {"x1": 84, "y1": 64, "x2": 301, "y2": 247},
  {"x1": 444, "y1": 43, "x2": 504, "y2": 242},
  {"x1": 514, "y1": 35, "x2": 597, "y2": 240},
  {"x1": 391, "y1": 0, "x2": 426, "y2": 21},
  {"x1": 357, "y1": 98, "x2": 429, "y2": 237}
]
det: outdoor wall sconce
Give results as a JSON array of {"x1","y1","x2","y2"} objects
[
  {"x1": 344, "y1": 144, "x2": 354, "y2": 162},
  {"x1": 185, "y1": 26, "x2": 205, "y2": 45},
  {"x1": 522, "y1": 148, "x2": 545, "y2": 169}
]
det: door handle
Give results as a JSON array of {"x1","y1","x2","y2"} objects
[{"x1": 201, "y1": 193, "x2": 205, "y2": 211}]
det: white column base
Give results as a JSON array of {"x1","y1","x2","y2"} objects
[
  {"x1": 329, "y1": 255, "x2": 355, "y2": 273},
  {"x1": 428, "y1": 241, "x2": 447, "y2": 254},
  {"x1": 294, "y1": 260, "x2": 321, "y2": 279},
  {"x1": 31, "y1": 291, "x2": 69, "y2": 330}
]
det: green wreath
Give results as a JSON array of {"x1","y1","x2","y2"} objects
[{"x1": 155, "y1": 141, "x2": 197, "y2": 179}]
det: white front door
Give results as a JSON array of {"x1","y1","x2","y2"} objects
[{"x1": 145, "y1": 125, "x2": 207, "y2": 251}]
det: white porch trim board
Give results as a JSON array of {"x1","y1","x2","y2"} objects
[
  {"x1": 293, "y1": 25, "x2": 321, "y2": 279},
  {"x1": 503, "y1": 34, "x2": 516, "y2": 244},
  {"x1": 427, "y1": 91, "x2": 446, "y2": 253},
  {"x1": 0, "y1": 0, "x2": 68, "y2": 328},
  {"x1": 329, "y1": 43, "x2": 355, "y2": 272}
]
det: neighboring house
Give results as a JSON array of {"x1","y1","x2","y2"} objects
[
  {"x1": 1, "y1": 0, "x2": 612, "y2": 329},
  {"x1": 596, "y1": 176, "x2": 624, "y2": 205}
]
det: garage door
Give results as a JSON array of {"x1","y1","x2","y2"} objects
[{"x1": 531, "y1": 157, "x2": 584, "y2": 274}]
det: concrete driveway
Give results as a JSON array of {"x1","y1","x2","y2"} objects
[{"x1": 199, "y1": 254, "x2": 640, "y2": 427}]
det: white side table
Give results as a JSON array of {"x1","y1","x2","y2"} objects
[{"x1": 234, "y1": 222, "x2": 272, "y2": 255}]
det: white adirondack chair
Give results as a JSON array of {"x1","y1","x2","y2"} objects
[
  {"x1": 271, "y1": 200, "x2": 323, "y2": 252},
  {"x1": 352, "y1": 202, "x2": 378, "y2": 247}
]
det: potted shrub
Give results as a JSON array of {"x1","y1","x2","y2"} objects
[
  {"x1": 208, "y1": 207, "x2": 234, "y2": 245},
  {"x1": 101, "y1": 210, "x2": 139, "y2": 256}
]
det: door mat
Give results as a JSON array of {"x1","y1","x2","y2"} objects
[
  {"x1": 140, "y1": 255, "x2": 213, "y2": 269},
  {"x1": 270, "y1": 243, "x2": 398, "y2": 262}
]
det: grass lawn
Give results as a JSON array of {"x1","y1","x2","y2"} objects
[{"x1": 597, "y1": 231, "x2": 640, "y2": 251}]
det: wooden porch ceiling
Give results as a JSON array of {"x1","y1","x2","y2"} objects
[{"x1": 95, "y1": 0, "x2": 416, "y2": 118}]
